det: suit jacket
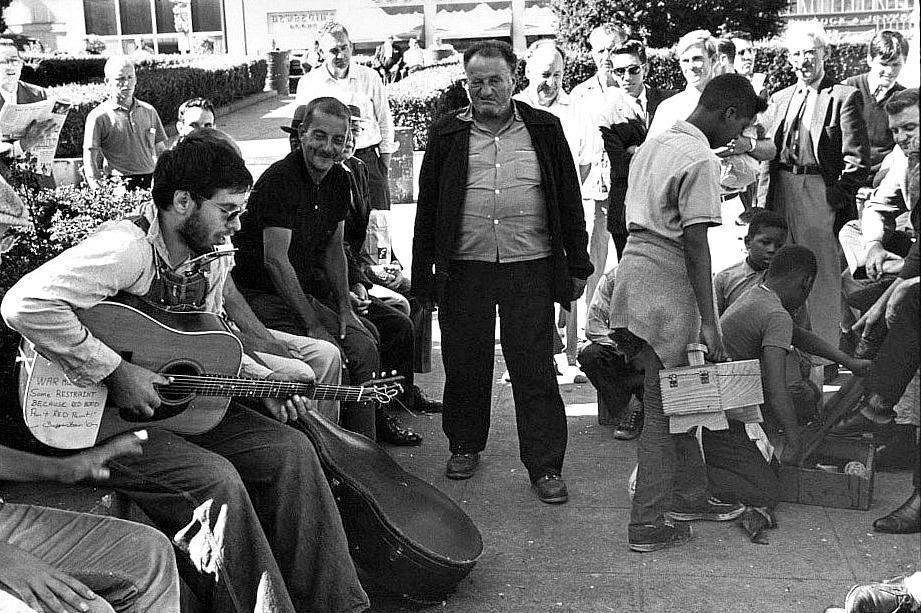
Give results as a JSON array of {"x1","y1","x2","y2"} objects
[
  {"x1": 762, "y1": 75, "x2": 869, "y2": 215},
  {"x1": 411, "y1": 101, "x2": 592, "y2": 306},
  {"x1": 601, "y1": 86, "x2": 675, "y2": 235}
]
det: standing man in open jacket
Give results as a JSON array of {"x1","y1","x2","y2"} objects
[{"x1": 411, "y1": 40, "x2": 592, "y2": 504}]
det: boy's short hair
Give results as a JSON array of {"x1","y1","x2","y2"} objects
[
  {"x1": 178, "y1": 97, "x2": 215, "y2": 121},
  {"x1": 675, "y1": 30, "x2": 718, "y2": 59},
  {"x1": 868, "y1": 30, "x2": 909, "y2": 62},
  {"x1": 747, "y1": 210, "x2": 788, "y2": 240},
  {"x1": 767, "y1": 245, "x2": 817, "y2": 281},
  {"x1": 612, "y1": 39, "x2": 647, "y2": 65},
  {"x1": 699, "y1": 73, "x2": 768, "y2": 118},
  {"x1": 717, "y1": 38, "x2": 736, "y2": 63}
]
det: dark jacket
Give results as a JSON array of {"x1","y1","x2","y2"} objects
[
  {"x1": 762, "y1": 75, "x2": 870, "y2": 218},
  {"x1": 843, "y1": 72, "x2": 905, "y2": 176},
  {"x1": 411, "y1": 101, "x2": 592, "y2": 306}
]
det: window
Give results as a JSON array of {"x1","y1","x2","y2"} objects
[
  {"x1": 192, "y1": 0, "x2": 222, "y2": 32},
  {"x1": 84, "y1": 0, "x2": 118, "y2": 35},
  {"x1": 119, "y1": 0, "x2": 153, "y2": 35}
]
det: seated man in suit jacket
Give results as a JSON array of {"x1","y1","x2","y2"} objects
[{"x1": 0, "y1": 39, "x2": 55, "y2": 183}]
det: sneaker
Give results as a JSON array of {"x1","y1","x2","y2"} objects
[
  {"x1": 613, "y1": 408, "x2": 644, "y2": 441},
  {"x1": 666, "y1": 497, "x2": 745, "y2": 522},
  {"x1": 628, "y1": 518, "x2": 694, "y2": 553}
]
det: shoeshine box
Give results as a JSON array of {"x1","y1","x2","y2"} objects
[
  {"x1": 659, "y1": 359, "x2": 764, "y2": 416},
  {"x1": 777, "y1": 425, "x2": 876, "y2": 511}
]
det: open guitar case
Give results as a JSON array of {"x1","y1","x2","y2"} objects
[{"x1": 294, "y1": 408, "x2": 483, "y2": 603}]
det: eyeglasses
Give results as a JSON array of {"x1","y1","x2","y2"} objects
[
  {"x1": 1, "y1": 227, "x2": 21, "y2": 255},
  {"x1": 193, "y1": 193, "x2": 248, "y2": 223},
  {"x1": 611, "y1": 65, "x2": 642, "y2": 77}
]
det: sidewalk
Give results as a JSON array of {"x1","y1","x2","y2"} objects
[{"x1": 223, "y1": 95, "x2": 919, "y2": 613}]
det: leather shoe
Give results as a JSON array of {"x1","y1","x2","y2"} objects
[
  {"x1": 828, "y1": 409, "x2": 892, "y2": 438},
  {"x1": 533, "y1": 473, "x2": 568, "y2": 504},
  {"x1": 446, "y1": 452, "x2": 479, "y2": 479},
  {"x1": 376, "y1": 413, "x2": 422, "y2": 446},
  {"x1": 873, "y1": 489, "x2": 921, "y2": 534},
  {"x1": 614, "y1": 409, "x2": 644, "y2": 441},
  {"x1": 411, "y1": 386, "x2": 443, "y2": 413},
  {"x1": 843, "y1": 576, "x2": 918, "y2": 612}
]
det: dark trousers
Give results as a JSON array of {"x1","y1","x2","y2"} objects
[
  {"x1": 577, "y1": 341, "x2": 643, "y2": 420},
  {"x1": 107, "y1": 405, "x2": 369, "y2": 613},
  {"x1": 440, "y1": 258, "x2": 567, "y2": 481},
  {"x1": 607, "y1": 179, "x2": 629, "y2": 260},
  {"x1": 702, "y1": 420, "x2": 780, "y2": 509},
  {"x1": 365, "y1": 295, "x2": 416, "y2": 405},
  {"x1": 241, "y1": 289, "x2": 379, "y2": 438},
  {"x1": 868, "y1": 283, "x2": 919, "y2": 408},
  {"x1": 354, "y1": 146, "x2": 392, "y2": 210}
]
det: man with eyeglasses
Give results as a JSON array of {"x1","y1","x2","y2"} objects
[
  {"x1": 0, "y1": 39, "x2": 56, "y2": 183},
  {"x1": 597, "y1": 39, "x2": 675, "y2": 259},
  {"x1": 2, "y1": 132, "x2": 370, "y2": 613},
  {"x1": 761, "y1": 20, "x2": 870, "y2": 366},
  {"x1": 83, "y1": 56, "x2": 167, "y2": 191}
]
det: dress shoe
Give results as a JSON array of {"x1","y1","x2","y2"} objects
[
  {"x1": 613, "y1": 409, "x2": 644, "y2": 441},
  {"x1": 445, "y1": 452, "x2": 479, "y2": 479},
  {"x1": 828, "y1": 410, "x2": 889, "y2": 438},
  {"x1": 376, "y1": 413, "x2": 422, "y2": 446},
  {"x1": 843, "y1": 576, "x2": 919, "y2": 612},
  {"x1": 873, "y1": 489, "x2": 921, "y2": 534},
  {"x1": 411, "y1": 386, "x2": 443, "y2": 413},
  {"x1": 532, "y1": 473, "x2": 568, "y2": 504}
]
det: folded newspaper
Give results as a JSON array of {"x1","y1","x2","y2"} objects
[{"x1": 0, "y1": 98, "x2": 71, "y2": 176}]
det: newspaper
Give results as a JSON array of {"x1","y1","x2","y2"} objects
[{"x1": 0, "y1": 98, "x2": 71, "y2": 176}]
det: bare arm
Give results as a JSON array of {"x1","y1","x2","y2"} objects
[
  {"x1": 324, "y1": 221, "x2": 370, "y2": 339},
  {"x1": 683, "y1": 222, "x2": 726, "y2": 360},
  {"x1": 262, "y1": 226, "x2": 337, "y2": 345},
  {"x1": 792, "y1": 325, "x2": 872, "y2": 376},
  {"x1": 83, "y1": 147, "x2": 105, "y2": 188}
]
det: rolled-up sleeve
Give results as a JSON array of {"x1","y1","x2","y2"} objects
[{"x1": 1, "y1": 229, "x2": 152, "y2": 386}]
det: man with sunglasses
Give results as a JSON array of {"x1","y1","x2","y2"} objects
[
  {"x1": 2, "y1": 132, "x2": 370, "y2": 613},
  {"x1": 598, "y1": 39, "x2": 675, "y2": 260}
]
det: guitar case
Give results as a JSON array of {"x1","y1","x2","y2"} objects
[{"x1": 294, "y1": 409, "x2": 483, "y2": 602}]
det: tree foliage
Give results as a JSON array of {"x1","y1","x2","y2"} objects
[
  {"x1": 551, "y1": 0, "x2": 788, "y2": 51},
  {"x1": 0, "y1": 0, "x2": 12, "y2": 34}
]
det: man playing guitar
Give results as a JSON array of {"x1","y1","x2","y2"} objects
[{"x1": 2, "y1": 133, "x2": 370, "y2": 613}]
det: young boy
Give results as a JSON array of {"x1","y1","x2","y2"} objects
[
  {"x1": 706, "y1": 246, "x2": 873, "y2": 522},
  {"x1": 714, "y1": 210, "x2": 788, "y2": 316}
]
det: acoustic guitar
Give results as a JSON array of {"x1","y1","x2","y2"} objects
[{"x1": 16, "y1": 293, "x2": 401, "y2": 450}]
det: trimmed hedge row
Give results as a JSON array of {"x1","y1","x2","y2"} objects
[
  {"x1": 50, "y1": 58, "x2": 267, "y2": 158},
  {"x1": 20, "y1": 53, "x2": 244, "y2": 87},
  {"x1": 390, "y1": 41, "x2": 871, "y2": 150}
]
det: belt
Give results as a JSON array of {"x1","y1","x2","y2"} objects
[
  {"x1": 720, "y1": 192, "x2": 742, "y2": 202},
  {"x1": 355, "y1": 145, "x2": 380, "y2": 155},
  {"x1": 778, "y1": 162, "x2": 822, "y2": 176}
]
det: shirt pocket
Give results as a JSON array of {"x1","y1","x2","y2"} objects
[{"x1": 511, "y1": 147, "x2": 541, "y2": 184}]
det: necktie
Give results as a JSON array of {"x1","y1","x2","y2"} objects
[
  {"x1": 635, "y1": 97, "x2": 646, "y2": 126},
  {"x1": 785, "y1": 89, "x2": 809, "y2": 164}
]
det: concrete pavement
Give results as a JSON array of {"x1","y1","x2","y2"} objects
[{"x1": 219, "y1": 93, "x2": 919, "y2": 613}]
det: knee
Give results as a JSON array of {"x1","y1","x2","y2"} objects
[
  {"x1": 132, "y1": 524, "x2": 179, "y2": 576},
  {"x1": 577, "y1": 343, "x2": 603, "y2": 371}
]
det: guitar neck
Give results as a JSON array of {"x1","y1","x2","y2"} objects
[{"x1": 161, "y1": 375, "x2": 372, "y2": 402}]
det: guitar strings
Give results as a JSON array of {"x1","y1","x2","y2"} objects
[{"x1": 154, "y1": 375, "x2": 400, "y2": 403}]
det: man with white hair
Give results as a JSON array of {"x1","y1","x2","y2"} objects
[
  {"x1": 761, "y1": 20, "x2": 869, "y2": 362},
  {"x1": 83, "y1": 56, "x2": 167, "y2": 190}
]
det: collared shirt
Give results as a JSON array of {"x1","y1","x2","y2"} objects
[
  {"x1": 453, "y1": 104, "x2": 551, "y2": 263},
  {"x1": 781, "y1": 79, "x2": 822, "y2": 165},
  {"x1": 575, "y1": 80, "x2": 639, "y2": 201},
  {"x1": 232, "y1": 151, "x2": 351, "y2": 297},
  {"x1": 83, "y1": 98, "x2": 167, "y2": 175},
  {"x1": 714, "y1": 258, "x2": 765, "y2": 316},
  {"x1": 512, "y1": 89, "x2": 590, "y2": 171},
  {"x1": 0, "y1": 203, "x2": 231, "y2": 386},
  {"x1": 624, "y1": 119, "x2": 722, "y2": 239},
  {"x1": 634, "y1": 86, "x2": 649, "y2": 125},
  {"x1": 295, "y1": 63, "x2": 397, "y2": 154}
]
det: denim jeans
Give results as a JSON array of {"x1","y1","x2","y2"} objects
[
  {"x1": 629, "y1": 344, "x2": 709, "y2": 526},
  {"x1": 440, "y1": 258, "x2": 567, "y2": 480},
  {"x1": 0, "y1": 503, "x2": 180, "y2": 612},
  {"x1": 105, "y1": 406, "x2": 369, "y2": 613}
]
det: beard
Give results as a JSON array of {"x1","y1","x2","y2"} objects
[{"x1": 178, "y1": 208, "x2": 217, "y2": 256}]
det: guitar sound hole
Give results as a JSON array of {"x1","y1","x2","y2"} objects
[{"x1": 119, "y1": 361, "x2": 200, "y2": 424}]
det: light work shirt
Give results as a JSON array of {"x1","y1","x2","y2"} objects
[
  {"x1": 453, "y1": 105, "x2": 551, "y2": 263},
  {"x1": 84, "y1": 98, "x2": 166, "y2": 175}
]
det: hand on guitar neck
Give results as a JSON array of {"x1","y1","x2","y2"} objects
[
  {"x1": 104, "y1": 360, "x2": 172, "y2": 418},
  {"x1": 262, "y1": 369, "x2": 312, "y2": 423}
]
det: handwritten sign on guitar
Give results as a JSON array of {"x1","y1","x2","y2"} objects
[{"x1": 19, "y1": 341, "x2": 108, "y2": 450}]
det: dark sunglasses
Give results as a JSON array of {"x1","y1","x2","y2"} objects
[{"x1": 612, "y1": 65, "x2": 643, "y2": 77}]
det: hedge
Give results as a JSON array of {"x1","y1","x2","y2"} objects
[
  {"x1": 390, "y1": 41, "x2": 871, "y2": 150},
  {"x1": 49, "y1": 58, "x2": 267, "y2": 158}
]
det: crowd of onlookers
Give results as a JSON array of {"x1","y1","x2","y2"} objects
[{"x1": 0, "y1": 14, "x2": 917, "y2": 612}]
